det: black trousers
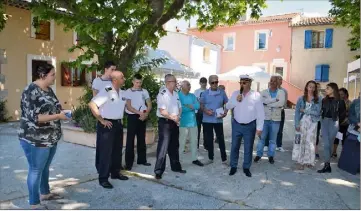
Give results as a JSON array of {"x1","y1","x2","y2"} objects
[
  {"x1": 96, "y1": 119, "x2": 123, "y2": 182},
  {"x1": 203, "y1": 123, "x2": 227, "y2": 161},
  {"x1": 196, "y1": 112, "x2": 204, "y2": 149},
  {"x1": 125, "y1": 114, "x2": 147, "y2": 168},
  {"x1": 154, "y1": 118, "x2": 182, "y2": 175}
]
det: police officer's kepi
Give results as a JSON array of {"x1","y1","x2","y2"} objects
[{"x1": 239, "y1": 74, "x2": 253, "y2": 81}]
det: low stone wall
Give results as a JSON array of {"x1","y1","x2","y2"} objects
[{"x1": 62, "y1": 125, "x2": 156, "y2": 148}]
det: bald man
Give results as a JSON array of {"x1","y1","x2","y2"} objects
[{"x1": 89, "y1": 71, "x2": 129, "y2": 189}]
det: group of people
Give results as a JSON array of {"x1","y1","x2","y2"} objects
[
  {"x1": 18, "y1": 61, "x2": 360, "y2": 209},
  {"x1": 293, "y1": 81, "x2": 360, "y2": 174}
]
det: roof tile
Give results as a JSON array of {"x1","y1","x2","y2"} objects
[{"x1": 292, "y1": 17, "x2": 335, "y2": 26}]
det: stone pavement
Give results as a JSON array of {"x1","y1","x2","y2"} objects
[{"x1": 0, "y1": 110, "x2": 360, "y2": 209}]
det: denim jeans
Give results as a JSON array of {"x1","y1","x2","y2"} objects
[
  {"x1": 20, "y1": 140, "x2": 57, "y2": 205},
  {"x1": 230, "y1": 119, "x2": 256, "y2": 169},
  {"x1": 321, "y1": 118, "x2": 339, "y2": 162},
  {"x1": 256, "y1": 120, "x2": 280, "y2": 157},
  {"x1": 264, "y1": 109, "x2": 284, "y2": 147}
]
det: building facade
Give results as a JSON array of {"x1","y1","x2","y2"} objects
[
  {"x1": 290, "y1": 17, "x2": 359, "y2": 99},
  {"x1": 0, "y1": 2, "x2": 94, "y2": 120},
  {"x1": 157, "y1": 31, "x2": 221, "y2": 90}
]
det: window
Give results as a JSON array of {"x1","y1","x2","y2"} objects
[
  {"x1": 203, "y1": 47, "x2": 210, "y2": 63},
  {"x1": 305, "y1": 29, "x2": 333, "y2": 49},
  {"x1": 61, "y1": 63, "x2": 96, "y2": 87},
  {"x1": 315, "y1": 64, "x2": 329, "y2": 82},
  {"x1": 223, "y1": 33, "x2": 235, "y2": 51},
  {"x1": 256, "y1": 32, "x2": 267, "y2": 50},
  {"x1": 275, "y1": 67, "x2": 284, "y2": 77},
  {"x1": 254, "y1": 30, "x2": 269, "y2": 50},
  {"x1": 312, "y1": 31, "x2": 325, "y2": 48},
  {"x1": 31, "y1": 14, "x2": 54, "y2": 41}
]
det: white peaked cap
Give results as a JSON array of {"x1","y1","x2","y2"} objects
[{"x1": 239, "y1": 74, "x2": 253, "y2": 80}]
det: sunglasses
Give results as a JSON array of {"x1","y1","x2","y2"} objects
[{"x1": 210, "y1": 81, "x2": 219, "y2": 85}]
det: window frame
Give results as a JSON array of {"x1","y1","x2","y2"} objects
[
  {"x1": 223, "y1": 33, "x2": 236, "y2": 52},
  {"x1": 202, "y1": 47, "x2": 211, "y2": 63},
  {"x1": 30, "y1": 14, "x2": 54, "y2": 41},
  {"x1": 254, "y1": 30, "x2": 269, "y2": 51},
  {"x1": 311, "y1": 30, "x2": 325, "y2": 49}
]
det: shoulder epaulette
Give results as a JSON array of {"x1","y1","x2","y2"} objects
[
  {"x1": 161, "y1": 89, "x2": 166, "y2": 95},
  {"x1": 105, "y1": 87, "x2": 112, "y2": 92}
]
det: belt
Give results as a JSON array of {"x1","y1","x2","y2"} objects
[
  {"x1": 104, "y1": 118, "x2": 122, "y2": 122},
  {"x1": 235, "y1": 119, "x2": 256, "y2": 125}
]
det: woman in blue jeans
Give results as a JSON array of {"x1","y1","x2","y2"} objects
[
  {"x1": 18, "y1": 63, "x2": 69, "y2": 209},
  {"x1": 318, "y1": 83, "x2": 346, "y2": 173}
]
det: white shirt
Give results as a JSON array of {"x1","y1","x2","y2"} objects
[
  {"x1": 124, "y1": 88, "x2": 150, "y2": 114},
  {"x1": 157, "y1": 88, "x2": 181, "y2": 118},
  {"x1": 91, "y1": 86, "x2": 126, "y2": 120},
  {"x1": 92, "y1": 77, "x2": 112, "y2": 94},
  {"x1": 194, "y1": 88, "x2": 206, "y2": 113},
  {"x1": 226, "y1": 90, "x2": 265, "y2": 131}
]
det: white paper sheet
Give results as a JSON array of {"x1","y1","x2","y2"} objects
[
  {"x1": 216, "y1": 107, "x2": 224, "y2": 117},
  {"x1": 336, "y1": 132, "x2": 343, "y2": 140}
]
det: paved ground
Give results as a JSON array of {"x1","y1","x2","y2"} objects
[{"x1": 0, "y1": 110, "x2": 360, "y2": 209}]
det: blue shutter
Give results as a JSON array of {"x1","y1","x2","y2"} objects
[
  {"x1": 315, "y1": 65, "x2": 322, "y2": 81},
  {"x1": 304, "y1": 30, "x2": 312, "y2": 49},
  {"x1": 325, "y1": 28, "x2": 333, "y2": 48},
  {"x1": 321, "y1": 64, "x2": 330, "y2": 82}
]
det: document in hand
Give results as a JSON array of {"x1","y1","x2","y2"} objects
[{"x1": 216, "y1": 107, "x2": 224, "y2": 117}]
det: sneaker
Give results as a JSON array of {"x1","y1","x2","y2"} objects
[
  {"x1": 278, "y1": 147, "x2": 285, "y2": 152},
  {"x1": 222, "y1": 160, "x2": 228, "y2": 165},
  {"x1": 264, "y1": 146, "x2": 268, "y2": 151}
]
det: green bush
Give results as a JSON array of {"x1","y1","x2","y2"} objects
[
  {"x1": 72, "y1": 86, "x2": 97, "y2": 133},
  {"x1": 0, "y1": 100, "x2": 10, "y2": 122}
]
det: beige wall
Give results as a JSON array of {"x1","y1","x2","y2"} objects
[
  {"x1": 290, "y1": 25, "x2": 359, "y2": 99},
  {"x1": 0, "y1": 6, "x2": 86, "y2": 120}
]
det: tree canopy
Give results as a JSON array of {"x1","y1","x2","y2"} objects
[
  {"x1": 329, "y1": 0, "x2": 360, "y2": 54},
  {"x1": 24, "y1": 0, "x2": 266, "y2": 72}
]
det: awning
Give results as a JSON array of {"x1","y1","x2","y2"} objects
[
  {"x1": 137, "y1": 48, "x2": 200, "y2": 79},
  {"x1": 218, "y1": 65, "x2": 271, "y2": 83}
]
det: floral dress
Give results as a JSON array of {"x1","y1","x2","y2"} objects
[{"x1": 292, "y1": 102, "x2": 318, "y2": 165}]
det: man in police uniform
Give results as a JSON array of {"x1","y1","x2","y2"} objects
[
  {"x1": 89, "y1": 71, "x2": 129, "y2": 189},
  {"x1": 124, "y1": 73, "x2": 152, "y2": 170},
  {"x1": 154, "y1": 74, "x2": 186, "y2": 179}
]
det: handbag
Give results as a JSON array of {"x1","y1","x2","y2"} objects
[{"x1": 295, "y1": 132, "x2": 301, "y2": 144}]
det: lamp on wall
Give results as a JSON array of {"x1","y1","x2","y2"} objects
[{"x1": 276, "y1": 45, "x2": 281, "y2": 53}]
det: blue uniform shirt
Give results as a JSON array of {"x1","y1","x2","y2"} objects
[
  {"x1": 178, "y1": 91, "x2": 199, "y2": 127},
  {"x1": 200, "y1": 88, "x2": 228, "y2": 123}
]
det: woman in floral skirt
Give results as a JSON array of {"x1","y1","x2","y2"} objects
[{"x1": 293, "y1": 80, "x2": 321, "y2": 170}]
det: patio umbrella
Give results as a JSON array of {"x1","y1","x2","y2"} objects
[
  {"x1": 140, "y1": 48, "x2": 200, "y2": 79},
  {"x1": 218, "y1": 66, "x2": 271, "y2": 83}
]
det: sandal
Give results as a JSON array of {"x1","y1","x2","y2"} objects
[{"x1": 41, "y1": 193, "x2": 64, "y2": 201}]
